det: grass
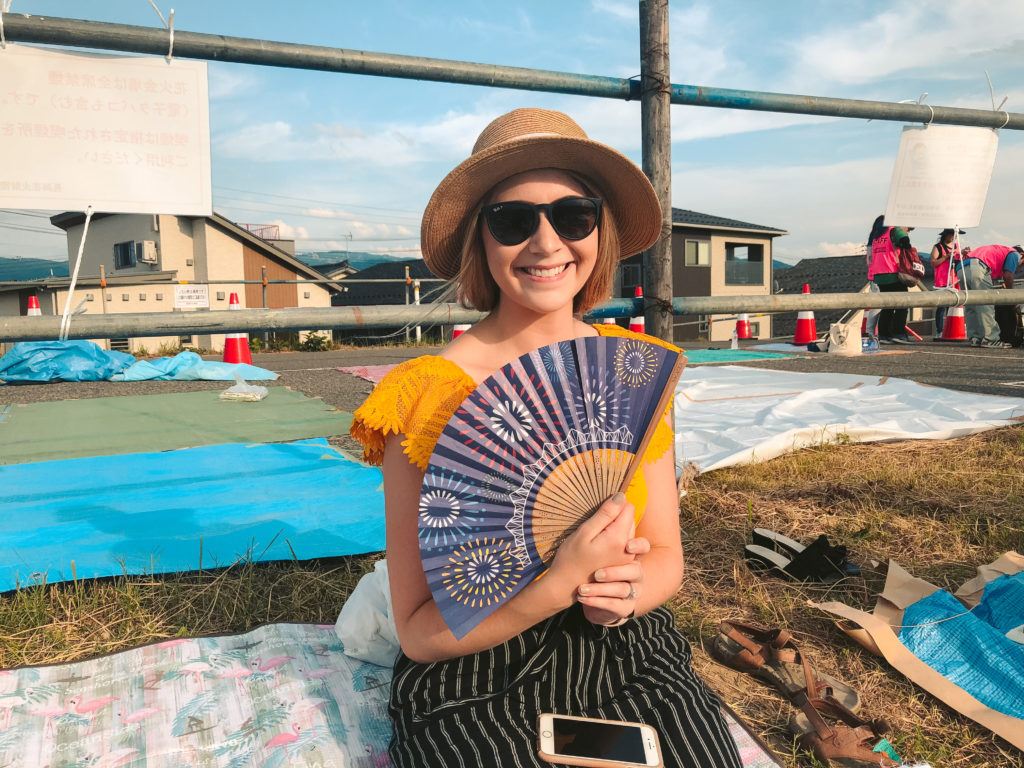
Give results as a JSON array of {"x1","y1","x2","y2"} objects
[{"x1": 1, "y1": 428, "x2": 1022, "y2": 765}]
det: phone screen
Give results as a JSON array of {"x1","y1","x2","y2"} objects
[{"x1": 550, "y1": 716, "x2": 647, "y2": 762}]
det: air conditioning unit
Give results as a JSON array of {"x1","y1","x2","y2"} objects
[{"x1": 135, "y1": 240, "x2": 159, "y2": 264}]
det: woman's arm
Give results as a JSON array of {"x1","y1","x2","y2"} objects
[
  {"x1": 384, "y1": 433, "x2": 636, "y2": 663},
  {"x1": 931, "y1": 244, "x2": 948, "y2": 265}
]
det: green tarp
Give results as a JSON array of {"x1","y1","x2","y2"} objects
[{"x1": 0, "y1": 388, "x2": 351, "y2": 465}]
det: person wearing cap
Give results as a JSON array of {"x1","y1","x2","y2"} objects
[
  {"x1": 867, "y1": 218, "x2": 915, "y2": 343},
  {"x1": 349, "y1": 108, "x2": 743, "y2": 768},
  {"x1": 929, "y1": 228, "x2": 965, "y2": 339},
  {"x1": 955, "y1": 243, "x2": 1021, "y2": 348}
]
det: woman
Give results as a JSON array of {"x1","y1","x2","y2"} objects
[
  {"x1": 350, "y1": 108, "x2": 742, "y2": 768},
  {"x1": 867, "y1": 216, "x2": 914, "y2": 343},
  {"x1": 929, "y1": 228, "x2": 963, "y2": 339}
]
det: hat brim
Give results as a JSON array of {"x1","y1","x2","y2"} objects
[{"x1": 421, "y1": 135, "x2": 661, "y2": 280}]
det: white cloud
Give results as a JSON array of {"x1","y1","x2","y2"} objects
[
  {"x1": 792, "y1": 1, "x2": 1024, "y2": 86},
  {"x1": 208, "y1": 66, "x2": 258, "y2": 101},
  {"x1": 819, "y1": 241, "x2": 866, "y2": 257},
  {"x1": 262, "y1": 219, "x2": 309, "y2": 241},
  {"x1": 590, "y1": 0, "x2": 636, "y2": 22}
]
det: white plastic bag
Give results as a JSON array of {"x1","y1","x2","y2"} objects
[
  {"x1": 335, "y1": 559, "x2": 400, "y2": 666},
  {"x1": 219, "y1": 374, "x2": 268, "y2": 402}
]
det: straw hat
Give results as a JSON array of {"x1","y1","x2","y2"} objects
[{"x1": 420, "y1": 108, "x2": 661, "y2": 280}]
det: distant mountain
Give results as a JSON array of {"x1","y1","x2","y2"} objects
[
  {"x1": 298, "y1": 250, "x2": 411, "y2": 272},
  {"x1": 0, "y1": 257, "x2": 68, "y2": 281},
  {"x1": 772, "y1": 259, "x2": 790, "y2": 270}
]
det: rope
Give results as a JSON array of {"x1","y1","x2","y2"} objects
[
  {"x1": 59, "y1": 205, "x2": 94, "y2": 342},
  {"x1": 145, "y1": 0, "x2": 175, "y2": 63}
]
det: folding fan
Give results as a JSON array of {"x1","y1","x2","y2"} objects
[{"x1": 419, "y1": 335, "x2": 685, "y2": 639}]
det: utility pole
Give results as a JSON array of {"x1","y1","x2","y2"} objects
[{"x1": 639, "y1": 0, "x2": 672, "y2": 342}]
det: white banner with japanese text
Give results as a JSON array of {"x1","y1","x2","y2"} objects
[
  {"x1": 174, "y1": 284, "x2": 210, "y2": 309},
  {"x1": 0, "y1": 44, "x2": 211, "y2": 215}
]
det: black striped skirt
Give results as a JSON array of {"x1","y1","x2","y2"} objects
[{"x1": 389, "y1": 606, "x2": 743, "y2": 768}]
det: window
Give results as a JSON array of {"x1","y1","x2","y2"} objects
[
  {"x1": 620, "y1": 264, "x2": 642, "y2": 290},
  {"x1": 113, "y1": 241, "x2": 136, "y2": 269},
  {"x1": 749, "y1": 321, "x2": 761, "y2": 336},
  {"x1": 697, "y1": 315, "x2": 709, "y2": 335},
  {"x1": 725, "y1": 243, "x2": 765, "y2": 286},
  {"x1": 684, "y1": 240, "x2": 710, "y2": 266}
]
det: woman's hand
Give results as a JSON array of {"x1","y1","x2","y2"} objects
[
  {"x1": 546, "y1": 493, "x2": 637, "y2": 595},
  {"x1": 578, "y1": 536, "x2": 651, "y2": 626}
]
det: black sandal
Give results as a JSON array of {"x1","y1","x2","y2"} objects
[
  {"x1": 744, "y1": 534, "x2": 856, "y2": 583},
  {"x1": 752, "y1": 529, "x2": 861, "y2": 577}
]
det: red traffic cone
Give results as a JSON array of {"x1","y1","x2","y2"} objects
[
  {"x1": 25, "y1": 295, "x2": 42, "y2": 316},
  {"x1": 793, "y1": 283, "x2": 818, "y2": 345},
  {"x1": 735, "y1": 312, "x2": 752, "y2": 340},
  {"x1": 629, "y1": 285, "x2": 645, "y2": 334},
  {"x1": 941, "y1": 306, "x2": 967, "y2": 341},
  {"x1": 452, "y1": 323, "x2": 471, "y2": 339},
  {"x1": 223, "y1": 292, "x2": 253, "y2": 365}
]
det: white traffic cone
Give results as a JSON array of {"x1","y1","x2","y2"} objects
[
  {"x1": 222, "y1": 292, "x2": 253, "y2": 365},
  {"x1": 452, "y1": 323, "x2": 471, "y2": 339},
  {"x1": 25, "y1": 295, "x2": 42, "y2": 316}
]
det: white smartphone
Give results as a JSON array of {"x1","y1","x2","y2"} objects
[{"x1": 537, "y1": 713, "x2": 662, "y2": 767}]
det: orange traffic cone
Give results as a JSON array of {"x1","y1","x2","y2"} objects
[
  {"x1": 629, "y1": 286, "x2": 645, "y2": 334},
  {"x1": 735, "y1": 312, "x2": 752, "y2": 340},
  {"x1": 941, "y1": 306, "x2": 967, "y2": 341},
  {"x1": 223, "y1": 292, "x2": 253, "y2": 365},
  {"x1": 452, "y1": 323, "x2": 471, "y2": 339},
  {"x1": 793, "y1": 283, "x2": 818, "y2": 345},
  {"x1": 25, "y1": 295, "x2": 42, "y2": 316}
]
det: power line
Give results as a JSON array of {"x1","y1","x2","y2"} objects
[
  {"x1": 0, "y1": 223, "x2": 64, "y2": 235},
  {"x1": 214, "y1": 185, "x2": 422, "y2": 216},
  {"x1": 0, "y1": 209, "x2": 54, "y2": 219},
  {"x1": 213, "y1": 200, "x2": 421, "y2": 228}
]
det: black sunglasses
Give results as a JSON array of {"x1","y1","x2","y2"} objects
[{"x1": 480, "y1": 196, "x2": 602, "y2": 246}]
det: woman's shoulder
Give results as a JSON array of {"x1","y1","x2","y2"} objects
[
  {"x1": 593, "y1": 322, "x2": 684, "y2": 354},
  {"x1": 350, "y1": 355, "x2": 476, "y2": 468}
]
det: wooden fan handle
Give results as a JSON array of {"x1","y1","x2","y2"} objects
[{"x1": 616, "y1": 350, "x2": 686, "y2": 495}]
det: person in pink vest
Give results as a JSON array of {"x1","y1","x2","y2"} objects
[
  {"x1": 867, "y1": 217, "x2": 914, "y2": 343},
  {"x1": 954, "y1": 243, "x2": 1021, "y2": 348},
  {"x1": 929, "y1": 228, "x2": 964, "y2": 339}
]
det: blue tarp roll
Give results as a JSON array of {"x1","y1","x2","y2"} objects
[{"x1": 0, "y1": 438, "x2": 384, "y2": 591}]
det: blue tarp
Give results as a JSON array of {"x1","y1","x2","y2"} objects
[
  {"x1": 899, "y1": 575, "x2": 1024, "y2": 720},
  {"x1": 0, "y1": 438, "x2": 384, "y2": 591},
  {"x1": 0, "y1": 340, "x2": 133, "y2": 382},
  {"x1": 0, "y1": 341, "x2": 276, "y2": 383}
]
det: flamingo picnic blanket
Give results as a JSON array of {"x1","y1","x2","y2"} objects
[{"x1": 0, "y1": 623, "x2": 780, "y2": 767}]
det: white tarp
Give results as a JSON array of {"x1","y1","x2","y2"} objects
[
  {"x1": 0, "y1": 44, "x2": 211, "y2": 215},
  {"x1": 675, "y1": 366, "x2": 1024, "y2": 474}
]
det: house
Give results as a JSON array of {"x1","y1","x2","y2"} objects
[
  {"x1": 618, "y1": 209, "x2": 787, "y2": 343},
  {"x1": 0, "y1": 212, "x2": 340, "y2": 353},
  {"x1": 312, "y1": 259, "x2": 358, "y2": 281},
  {"x1": 330, "y1": 259, "x2": 443, "y2": 343}
]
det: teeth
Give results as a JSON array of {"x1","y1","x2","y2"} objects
[{"x1": 523, "y1": 264, "x2": 568, "y2": 277}]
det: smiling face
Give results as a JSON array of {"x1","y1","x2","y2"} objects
[{"x1": 480, "y1": 169, "x2": 599, "y2": 317}]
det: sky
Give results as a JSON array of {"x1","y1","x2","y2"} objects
[{"x1": 2, "y1": 0, "x2": 1023, "y2": 266}]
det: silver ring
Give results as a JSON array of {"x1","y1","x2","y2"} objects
[{"x1": 626, "y1": 585, "x2": 637, "y2": 601}]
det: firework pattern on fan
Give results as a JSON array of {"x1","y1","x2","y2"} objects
[{"x1": 420, "y1": 336, "x2": 681, "y2": 639}]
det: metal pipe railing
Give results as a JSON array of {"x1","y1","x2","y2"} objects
[
  {"x1": 3, "y1": 291, "x2": 1022, "y2": 342},
  {"x1": 4, "y1": 15, "x2": 1022, "y2": 130}
]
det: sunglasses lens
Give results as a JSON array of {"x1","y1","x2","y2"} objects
[
  {"x1": 486, "y1": 204, "x2": 536, "y2": 245},
  {"x1": 551, "y1": 198, "x2": 599, "y2": 240}
]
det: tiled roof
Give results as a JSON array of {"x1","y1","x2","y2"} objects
[
  {"x1": 671, "y1": 208, "x2": 786, "y2": 235},
  {"x1": 331, "y1": 259, "x2": 439, "y2": 306}
]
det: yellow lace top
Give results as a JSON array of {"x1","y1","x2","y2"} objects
[{"x1": 350, "y1": 323, "x2": 683, "y2": 520}]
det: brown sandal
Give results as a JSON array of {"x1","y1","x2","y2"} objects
[
  {"x1": 790, "y1": 693, "x2": 899, "y2": 767},
  {"x1": 710, "y1": 620, "x2": 862, "y2": 713}
]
